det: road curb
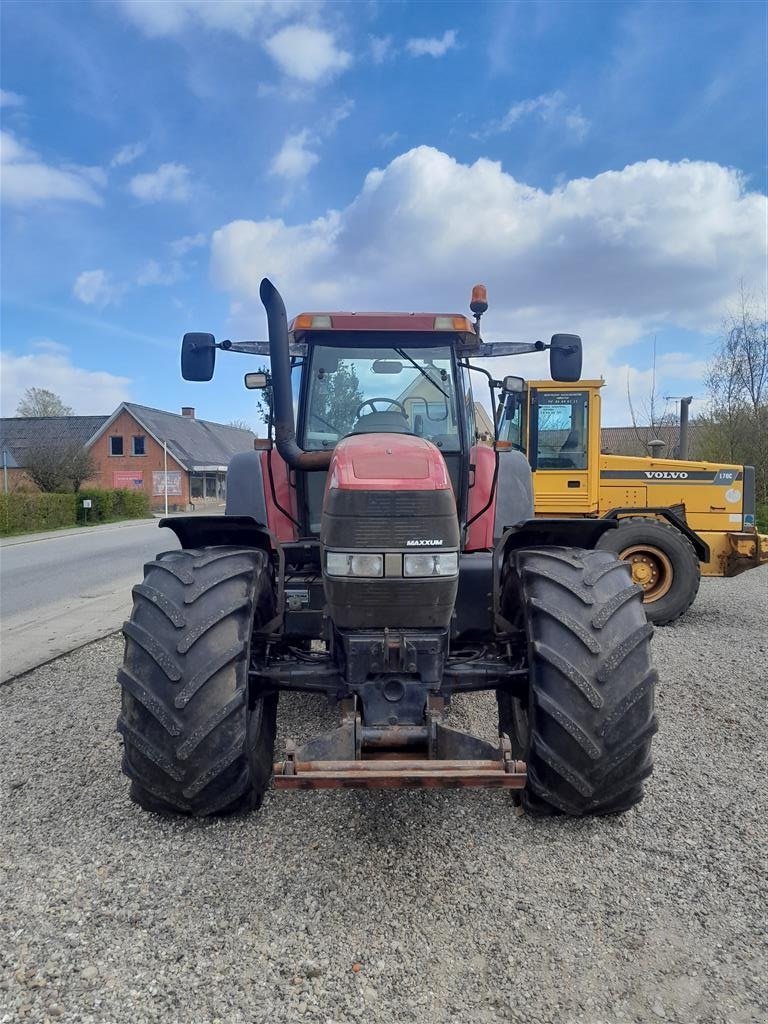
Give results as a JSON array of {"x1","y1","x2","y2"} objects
[{"x1": 0, "y1": 626, "x2": 124, "y2": 687}]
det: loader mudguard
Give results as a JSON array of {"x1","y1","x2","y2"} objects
[{"x1": 159, "y1": 515, "x2": 276, "y2": 555}]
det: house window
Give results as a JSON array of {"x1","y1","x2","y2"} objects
[
  {"x1": 132, "y1": 435, "x2": 146, "y2": 456},
  {"x1": 110, "y1": 436, "x2": 123, "y2": 456}
]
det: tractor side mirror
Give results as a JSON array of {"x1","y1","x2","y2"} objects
[
  {"x1": 181, "y1": 333, "x2": 216, "y2": 381},
  {"x1": 550, "y1": 334, "x2": 582, "y2": 382},
  {"x1": 502, "y1": 375, "x2": 525, "y2": 393},
  {"x1": 245, "y1": 372, "x2": 270, "y2": 390}
]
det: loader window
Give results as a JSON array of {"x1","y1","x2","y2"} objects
[
  {"x1": 302, "y1": 344, "x2": 460, "y2": 451},
  {"x1": 498, "y1": 393, "x2": 526, "y2": 451},
  {"x1": 535, "y1": 391, "x2": 589, "y2": 469}
]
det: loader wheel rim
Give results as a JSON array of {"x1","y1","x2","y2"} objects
[{"x1": 619, "y1": 544, "x2": 673, "y2": 602}]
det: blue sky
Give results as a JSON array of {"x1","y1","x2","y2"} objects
[{"x1": 1, "y1": 0, "x2": 766, "y2": 427}]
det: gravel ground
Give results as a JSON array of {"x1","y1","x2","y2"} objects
[{"x1": 1, "y1": 568, "x2": 766, "y2": 1024}]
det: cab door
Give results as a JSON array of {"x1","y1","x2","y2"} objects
[{"x1": 529, "y1": 386, "x2": 600, "y2": 516}]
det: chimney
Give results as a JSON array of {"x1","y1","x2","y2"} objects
[{"x1": 181, "y1": 407, "x2": 195, "y2": 418}]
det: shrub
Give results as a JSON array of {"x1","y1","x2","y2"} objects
[
  {"x1": 114, "y1": 489, "x2": 151, "y2": 519},
  {"x1": 0, "y1": 489, "x2": 152, "y2": 536},
  {"x1": 76, "y1": 488, "x2": 116, "y2": 523},
  {"x1": 0, "y1": 492, "x2": 77, "y2": 536},
  {"x1": 757, "y1": 505, "x2": 768, "y2": 533}
]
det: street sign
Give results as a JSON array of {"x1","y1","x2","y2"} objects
[{"x1": 82, "y1": 499, "x2": 92, "y2": 508}]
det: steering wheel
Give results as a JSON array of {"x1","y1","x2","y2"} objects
[{"x1": 356, "y1": 398, "x2": 408, "y2": 418}]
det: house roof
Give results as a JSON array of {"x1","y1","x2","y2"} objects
[
  {"x1": 87, "y1": 403, "x2": 257, "y2": 471},
  {"x1": 0, "y1": 416, "x2": 109, "y2": 467},
  {"x1": 600, "y1": 423, "x2": 704, "y2": 457}
]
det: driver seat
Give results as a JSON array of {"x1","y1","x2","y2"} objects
[{"x1": 351, "y1": 411, "x2": 413, "y2": 435}]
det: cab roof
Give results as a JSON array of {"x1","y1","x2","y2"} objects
[{"x1": 289, "y1": 312, "x2": 476, "y2": 335}]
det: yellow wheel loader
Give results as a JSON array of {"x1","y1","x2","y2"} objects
[{"x1": 497, "y1": 379, "x2": 767, "y2": 624}]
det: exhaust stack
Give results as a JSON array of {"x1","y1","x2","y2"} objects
[
  {"x1": 259, "y1": 278, "x2": 332, "y2": 471},
  {"x1": 677, "y1": 397, "x2": 692, "y2": 461}
]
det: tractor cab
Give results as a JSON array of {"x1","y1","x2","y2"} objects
[{"x1": 287, "y1": 317, "x2": 475, "y2": 535}]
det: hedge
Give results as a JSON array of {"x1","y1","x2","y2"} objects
[
  {"x1": 0, "y1": 489, "x2": 151, "y2": 536},
  {"x1": 76, "y1": 488, "x2": 151, "y2": 524},
  {"x1": 0, "y1": 492, "x2": 78, "y2": 535}
]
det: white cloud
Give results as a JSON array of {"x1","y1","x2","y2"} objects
[
  {"x1": 73, "y1": 269, "x2": 127, "y2": 308},
  {"x1": 128, "y1": 162, "x2": 194, "y2": 202},
  {"x1": 369, "y1": 35, "x2": 394, "y2": 64},
  {"x1": 265, "y1": 25, "x2": 351, "y2": 83},
  {"x1": 269, "y1": 103, "x2": 351, "y2": 185},
  {"x1": 210, "y1": 147, "x2": 766, "y2": 419},
  {"x1": 269, "y1": 130, "x2": 320, "y2": 183},
  {"x1": 0, "y1": 89, "x2": 24, "y2": 108},
  {"x1": 405, "y1": 30, "x2": 457, "y2": 58},
  {"x1": 378, "y1": 131, "x2": 401, "y2": 148},
  {"x1": 169, "y1": 231, "x2": 206, "y2": 256},
  {"x1": 479, "y1": 91, "x2": 590, "y2": 142},
  {"x1": 111, "y1": 141, "x2": 146, "y2": 167},
  {"x1": 0, "y1": 130, "x2": 103, "y2": 206},
  {"x1": 324, "y1": 99, "x2": 354, "y2": 133},
  {"x1": 136, "y1": 259, "x2": 182, "y2": 286},
  {"x1": 117, "y1": 0, "x2": 298, "y2": 38},
  {"x1": 0, "y1": 347, "x2": 131, "y2": 416}
]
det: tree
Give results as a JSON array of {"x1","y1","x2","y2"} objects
[
  {"x1": 308, "y1": 362, "x2": 363, "y2": 437},
  {"x1": 16, "y1": 388, "x2": 74, "y2": 417},
  {"x1": 228, "y1": 419, "x2": 254, "y2": 432},
  {"x1": 24, "y1": 443, "x2": 95, "y2": 493},
  {"x1": 24, "y1": 444, "x2": 69, "y2": 492},
  {"x1": 66, "y1": 446, "x2": 96, "y2": 492},
  {"x1": 252, "y1": 364, "x2": 271, "y2": 427},
  {"x1": 701, "y1": 284, "x2": 768, "y2": 507}
]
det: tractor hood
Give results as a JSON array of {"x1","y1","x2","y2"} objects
[{"x1": 326, "y1": 434, "x2": 453, "y2": 493}]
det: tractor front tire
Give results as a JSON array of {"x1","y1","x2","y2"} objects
[
  {"x1": 117, "y1": 546, "x2": 277, "y2": 817},
  {"x1": 498, "y1": 547, "x2": 657, "y2": 816},
  {"x1": 596, "y1": 516, "x2": 700, "y2": 625}
]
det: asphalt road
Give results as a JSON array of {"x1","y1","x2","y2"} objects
[{"x1": 0, "y1": 519, "x2": 179, "y2": 681}]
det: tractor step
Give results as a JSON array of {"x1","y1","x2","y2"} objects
[{"x1": 273, "y1": 756, "x2": 527, "y2": 790}]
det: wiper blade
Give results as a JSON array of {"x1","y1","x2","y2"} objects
[{"x1": 395, "y1": 348, "x2": 451, "y2": 400}]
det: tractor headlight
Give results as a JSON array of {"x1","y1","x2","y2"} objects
[
  {"x1": 326, "y1": 552, "x2": 384, "y2": 578},
  {"x1": 403, "y1": 552, "x2": 458, "y2": 577}
]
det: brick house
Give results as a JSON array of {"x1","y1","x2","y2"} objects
[
  {"x1": 1, "y1": 405, "x2": 256, "y2": 510},
  {"x1": 85, "y1": 404, "x2": 256, "y2": 510}
]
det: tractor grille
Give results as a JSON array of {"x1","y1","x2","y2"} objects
[
  {"x1": 324, "y1": 515, "x2": 457, "y2": 548},
  {"x1": 322, "y1": 488, "x2": 459, "y2": 549},
  {"x1": 320, "y1": 487, "x2": 460, "y2": 629},
  {"x1": 325, "y1": 490, "x2": 450, "y2": 518}
]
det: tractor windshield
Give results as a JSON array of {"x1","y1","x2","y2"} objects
[{"x1": 301, "y1": 344, "x2": 460, "y2": 451}]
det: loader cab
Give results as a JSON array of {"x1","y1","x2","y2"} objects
[
  {"x1": 498, "y1": 380, "x2": 603, "y2": 516},
  {"x1": 292, "y1": 327, "x2": 477, "y2": 535}
]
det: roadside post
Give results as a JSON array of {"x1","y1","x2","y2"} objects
[
  {"x1": 163, "y1": 440, "x2": 168, "y2": 516},
  {"x1": 82, "y1": 498, "x2": 92, "y2": 525}
]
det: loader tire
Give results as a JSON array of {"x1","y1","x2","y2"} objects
[
  {"x1": 596, "y1": 517, "x2": 700, "y2": 625},
  {"x1": 117, "y1": 546, "x2": 277, "y2": 817},
  {"x1": 498, "y1": 547, "x2": 657, "y2": 816}
]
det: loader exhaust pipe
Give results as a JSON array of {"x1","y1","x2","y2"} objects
[
  {"x1": 260, "y1": 278, "x2": 332, "y2": 471},
  {"x1": 677, "y1": 396, "x2": 692, "y2": 461}
]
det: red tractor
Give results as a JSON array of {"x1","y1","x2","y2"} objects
[{"x1": 117, "y1": 281, "x2": 657, "y2": 817}]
